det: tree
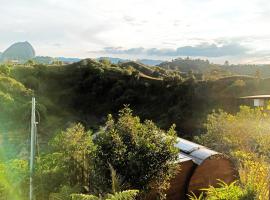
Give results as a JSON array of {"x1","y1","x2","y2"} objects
[
  {"x1": 48, "y1": 124, "x2": 96, "y2": 189},
  {"x1": 93, "y1": 107, "x2": 179, "y2": 199},
  {"x1": 224, "y1": 60, "x2": 229, "y2": 66},
  {"x1": 99, "y1": 58, "x2": 111, "y2": 66},
  {"x1": 52, "y1": 60, "x2": 64, "y2": 65},
  {"x1": 25, "y1": 59, "x2": 35, "y2": 66}
]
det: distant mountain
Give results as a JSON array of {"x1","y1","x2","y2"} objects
[
  {"x1": 57, "y1": 57, "x2": 81, "y2": 63},
  {"x1": 97, "y1": 57, "x2": 164, "y2": 66},
  {"x1": 0, "y1": 42, "x2": 164, "y2": 66},
  {"x1": 33, "y1": 56, "x2": 81, "y2": 64},
  {"x1": 136, "y1": 59, "x2": 163, "y2": 66},
  {"x1": 1, "y1": 41, "x2": 35, "y2": 62}
]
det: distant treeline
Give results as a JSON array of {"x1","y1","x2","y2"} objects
[{"x1": 159, "y1": 57, "x2": 270, "y2": 79}]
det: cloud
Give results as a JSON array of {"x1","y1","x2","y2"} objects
[
  {"x1": 123, "y1": 15, "x2": 135, "y2": 22},
  {"x1": 0, "y1": 0, "x2": 268, "y2": 62},
  {"x1": 97, "y1": 43, "x2": 249, "y2": 57}
]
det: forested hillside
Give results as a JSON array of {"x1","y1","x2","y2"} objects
[
  {"x1": 1, "y1": 59, "x2": 269, "y2": 142},
  {"x1": 158, "y1": 57, "x2": 270, "y2": 79}
]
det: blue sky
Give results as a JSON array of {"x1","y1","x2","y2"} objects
[{"x1": 1, "y1": 0, "x2": 270, "y2": 63}]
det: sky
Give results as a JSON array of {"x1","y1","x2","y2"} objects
[{"x1": 1, "y1": 0, "x2": 270, "y2": 64}]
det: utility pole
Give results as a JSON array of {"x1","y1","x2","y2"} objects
[{"x1": 30, "y1": 97, "x2": 36, "y2": 200}]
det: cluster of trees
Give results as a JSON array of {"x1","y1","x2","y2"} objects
[
  {"x1": 157, "y1": 57, "x2": 270, "y2": 80},
  {"x1": 0, "y1": 107, "x2": 179, "y2": 200},
  {"x1": 158, "y1": 57, "x2": 219, "y2": 74}
]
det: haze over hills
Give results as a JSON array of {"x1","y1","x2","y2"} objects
[
  {"x1": 98, "y1": 57, "x2": 164, "y2": 65},
  {"x1": 0, "y1": 42, "x2": 164, "y2": 65},
  {"x1": 2, "y1": 41, "x2": 270, "y2": 79}
]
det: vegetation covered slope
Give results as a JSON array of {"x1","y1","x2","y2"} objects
[
  {"x1": 158, "y1": 57, "x2": 219, "y2": 73},
  {"x1": 158, "y1": 57, "x2": 270, "y2": 79},
  {"x1": 5, "y1": 58, "x2": 270, "y2": 141}
]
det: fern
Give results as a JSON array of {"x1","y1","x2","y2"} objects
[
  {"x1": 188, "y1": 180, "x2": 257, "y2": 200},
  {"x1": 188, "y1": 192, "x2": 204, "y2": 200},
  {"x1": 71, "y1": 194, "x2": 100, "y2": 200},
  {"x1": 49, "y1": 185, "x2": 79, "y2": 200},
  {"x1": 106, "y1": 190, "x2": 139, "y2": 200}
]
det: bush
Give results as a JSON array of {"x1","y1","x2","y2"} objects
[
  {"x1": 195, "y1": 106, "x2": 270, "y2": 199},
  {"x1": 196, "y1": 106, "x2": 270, "y2": 156},
  {"x1": 234, "y1": 151, "x2": 269, "y2": 199},
  {"x1": 93, "y1": 107, "x2": 179, "y2": 199}
]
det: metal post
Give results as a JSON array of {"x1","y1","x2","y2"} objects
[{"x1": 30, "y1": 97, "x2": 36, "y2": 200}]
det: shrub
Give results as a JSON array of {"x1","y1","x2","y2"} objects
[
  {"x1": 195, "y1": 106, "x2": 270, "y2": 200},
  {"x1": 93, "y1": 107, "x2": 179, "y2": 199}
]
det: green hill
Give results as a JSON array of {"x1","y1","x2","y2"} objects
[
  {"x1": 158, "y1": 57, "x2": 220, "y2": 73},
  {"x1": 3, "y1": 59, "x2": 268, "y2": 142}
]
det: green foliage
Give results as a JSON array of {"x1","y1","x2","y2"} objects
[
  {"x1": 52, "y1": 123, "x2": 95, "y2": 184},
  {"x1": 196, "y1": 106, "x2": 270, "y2": 157},
  {"x1": 105, "y1": 190, "x2": 139, "y2": 200},
  {"x1": 0, "y1": 64, "x2": 11, "y2": 75},
  {"x1": 25, "y1": 59, "x2": 36, "y2": 66},
  {"x1": 109, "y1": 164, "x2": 121, "y2": 194},
  {"x1": 7, "y1": 58, "x2": 267, "y2": 138},
  {"x1": 234, "y1": 151, "x2": 269, "y2": 200},
  {"x1": 195, "y1": 106, "x2": 270, "y2": 199},
  {"x1": 99, "y1": 58, "x2": 111, "y2": 66},
  {"x1": 2, "y1": 59, "x2": 270, "y2": 199},
  {"x1": 94, "y1": 107, "x2": 179, "y2": 198},
  {"x1": 52, "y1": 60, "x2": 64, "y2": 66},
  {"x1": 35, "y1": 153, "x2": 70, "y2": 199},
  {"x1": 35, "y1": 124, "x2": 96, "y2": 200},
  {"x1": 158, "y1": 57, "x2": 218, "y2": 74},
  {"x1": 188, "y1": 181, "x2": 256, "y2": 200},
  {"x1": 71, "y1": 190, "x2": 138, "y2": 200},
  {"x1": 71, "y1": 194, "x2": 100, "y2": 200},
  {"x1": 49, "y1": 185, "x2": 80, "y2": 200},
  {"x1": 0, "y1": 159, "x2": 28, "y2": 200}
]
